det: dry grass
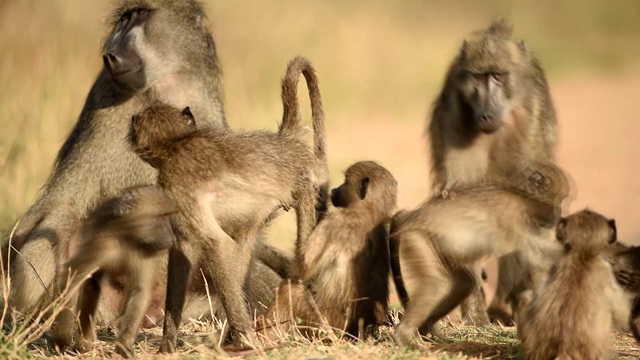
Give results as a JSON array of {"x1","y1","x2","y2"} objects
[{"x1": 2, "y1": 0, "x2": 640, "y2": 358}]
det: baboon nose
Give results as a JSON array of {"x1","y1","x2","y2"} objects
[
  {"x1": 481, "y1": 114, "x2": 493, "y2": 122},
  {"x1": 103, "y1": 52, "x2": 121, "y2": 71}
]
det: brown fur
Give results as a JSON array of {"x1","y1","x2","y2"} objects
[
  {"x1": 2, "y1": 0, "x2": 288, "y2": 330},
  {"x1": 46, "y1": 185, "x2": 176, "y2": 357},
  {"x1": 426, "y1": 19, "x2": 558, "y2": 325},
  {"x1": 260, "y1": 161, "x2": 395, "y2": 339},
  {"x1": 389, "y1": 161, "x2": 568, "y2": 347},
  {"x1": 610, "y1": 243, "x2": 640, "y2": 343},
  {"x1": 130, "y1": 56, "x2": 326, "y2": 352},
  {"x1": 519, "y1": 209, "x2": 630, "y2": 360}
]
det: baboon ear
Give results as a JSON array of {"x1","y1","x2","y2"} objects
[
  {"x1": 460, "y1": 40, "x2": 468, "y2": 60},
  {"x1": 359, "y1": 177, "x2": 370, "y2": 200},
  {"x1": 608, "y1": 219, "x2": 617, "y2": 243},
  {"x1": 556, "y1": 218, "x2": 567, "y2": 242},
  {"x1": 518, "y1": 40, "x2": 528, "y2": 54},
  {"x1": 182, "y1": 106, "x2": 196, "y2": 127}
]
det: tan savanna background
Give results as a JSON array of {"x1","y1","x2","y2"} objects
[{"x1": 1, "y1": 0, "x2": 639, "y2": 305}]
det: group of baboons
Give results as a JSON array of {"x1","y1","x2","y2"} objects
[{"x1": 1, "y1": 1, "x2": 640, "y2": 359}]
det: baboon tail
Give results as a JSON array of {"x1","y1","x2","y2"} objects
[
  {"x1": 278, "y1": 55, "x2": 326, "y2": 164},
  {"x1": 389, "y1": 233, "x2": 410, "y2": 309}
]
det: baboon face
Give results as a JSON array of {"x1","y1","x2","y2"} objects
[
  {"x1": 330, "y1": 161, "x2": 397, "y2": 212},
  {"x1": 103, "y1": 1, "x2": 209, "y2": 94},
  {"x1": 454, "y1": 21, "x2": 526, "y2": 134},
  {"x1": 556, "y1": 209, "x2": 617, "y2": 252},
  {"x1": 130, "y1": 102, "x2": 196, "y2": 159}
]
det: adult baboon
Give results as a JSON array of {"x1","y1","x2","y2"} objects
[
  {"x1": 426, "y1": 19, "x2": 558, "y2": 325},
  {"x1": 390, "y1": 160, "x2": 568, "y2": 347},
  {"x1": 519, "y1": 209, "x2": 631, "y2": 360},
  {"x1": 3, "y1": 0, "x2": 285, "y2": 322},
  {"x1": 47, "y1": 185, "x2": 176, "y2": 357},
  {"x1": 130, "y1": 55, "x2": 326, "y2": 353},
  {"x1": 260, "y1": 161, "x2": 396, "y2": 340}
]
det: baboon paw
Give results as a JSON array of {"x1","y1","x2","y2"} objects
[
  {"x1": 72, "y1": 338, "x2": 95, "y2": 354},
  {"x1": 488, "y1": 307, "x2": 515, "y2": 326},
  {"x1": 158, "y1": 340, "x2": 176, "y2": 354},
  {"x1": 114, "y1": 341, "x2": 134, "y2": 358}
]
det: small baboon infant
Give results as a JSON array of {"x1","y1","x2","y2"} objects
[
  {"x1": 389, "y1": 160, "x2": 569, "y2": 346},
  {"x1": 519, "y1": 209, "x2": 632, "y2": 360},
  {"x1": 130, "y1": 56, "x2": 326, "y2": 352},
  {"x1": 259, "y1": 161, "x2": 396, "y2": 339},
  {"x1": 610, "y1": 243, "x2": 640, "y2": 343},
  {"x1": 47, "y1": 185, "x2": 176, "y2": 356}
]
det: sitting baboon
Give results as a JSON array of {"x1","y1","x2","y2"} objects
[
  {"x1": 259, "y1": 161, "x2": 396, "y2": 340},
  {"x1": 519, "y1": 209, "x2": 632, "y2": 360},
  {"x1": 390, "y1": 160, "x2": 569, "y2": 346},
  {"x1": 3, "y1": 0, "x2": 289, "y2": 327},
  {"x1": 610, "y1": 243, "x2": 640, "y2": 343},
  {"x1": 129, "y1": 56, "x2": 327, "y2": 352}
]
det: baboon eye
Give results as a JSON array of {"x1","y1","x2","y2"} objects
[
  {"x1": 473, "y1": 73, "x2": 486, "y2": 81},
  {"x1": 492, "y1": 72, "x2": 506, "y2": 83},
  {"x1": 120, "y1": 13, "x2": 131, "y2": 22},
  {"x1": 137, "y1": 9, "x2": 148, "y2": 16}
]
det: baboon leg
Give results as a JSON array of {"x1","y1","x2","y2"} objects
[
  {"x1": 49, "y1": 252, "x2": 103, "y2": 351},
  {"x1": 254, "y1": 240, "x2": 292, "y2": 278},
  {"x1": 73, "y1": 273, "x2": 103, "y2": 354},
  {"x1": 207, "y1": 226, "x2": 260, "y2": 347},
  {"x1": 418, "y1": 267, "x2": 475, "y2": 335},
  {"x1": 393, "y1": 235, "x2": 448, "y2": 346},
  {"x1": 245, "y1": 257, "x2": 280, "y2": 317},
  {"x1": 459, "y1": 262, "x2": 490, "y2": 326},
  {"x1": 487, "y1": 254, "x2": 519, "y2": 326},
  {"x1": 114, "y1": 263, "x2": 155, "y2": 358},
  {"x1": 292, "y1": 181, "x2": 317, "y2": 269},
  {"x1": 159, "y1": 247, "x2": 192, "y2": 354},
  {"x1": 8, "y1": 238, "x2": 56, "y2": 313}
]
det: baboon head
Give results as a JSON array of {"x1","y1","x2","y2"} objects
[
  {"x1": 330, "y1": 161, "x2": 397, "y2": 216},
  {"x1": 556, "y1": 209, "x2": 617, "y2": 253},
  {"x1": 86, "y1": 185, "x2": 177, "y2": 251},
  {"x1": 452, "y1": 19, "x2": 529, "y2": 134},
  {"x1": 130, "y1": 102, "x2": 196, "y2": 166},
  {"x1": 103, "y1": 0, "x2": 214, "y2": 94}
]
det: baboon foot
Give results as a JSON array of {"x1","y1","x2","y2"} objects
[
  {"x1": 73, "y1": 337, "x2": 94, "y2": 354},
  {"x1": 488, "y1": 306, "x2": 515, "y2": 326},
  {"x1": 114, "y1": 339, "x2": 134, "y2": 358}
]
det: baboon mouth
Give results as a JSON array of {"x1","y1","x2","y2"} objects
[
  {"x1": 476, "y1": 119, "x2": 502, "y2": 134},
  {"x1": 110, "y1": 67, "x2": 142, "y2": 78}
]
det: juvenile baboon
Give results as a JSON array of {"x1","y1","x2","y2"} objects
[
  {"x1": 2, "y1": 0, "x2": 285, "y2": 325},
  {"x1": 519, "y1": 209, "x2": 631, "y2": 360},
  {"x1": 610, "y1": 243, "x2": 640, "y2": 342},
  {"x1": 260, "y1": 161, "x2": 396, "y2": 339},
  {"x1": 46, "y1": 185, "x2": 176, "y2": 357},
  {"x1": 426, "y1": 19, "x2": 558, "y2": 325},
  {"x1": 130, "y1": 56, "x2": 326, "y2": 352},
  {"x1": 389, "y1": 161, "x2": 568, "y2": 346}
]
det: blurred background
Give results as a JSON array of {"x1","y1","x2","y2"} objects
[{"x1": 1, "y1": 0, "x2": 639, "y2": 262}]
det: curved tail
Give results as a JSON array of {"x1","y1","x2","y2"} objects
[
  {"x1": 278, "y1": 55, "x2": 326, "y2": 163},
  {"x1": 389, "y1": 211, "x2": 410, "y2": 309},
  {"x1": 279, "y1": 56, "x2": 329, "y2": 222}
]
